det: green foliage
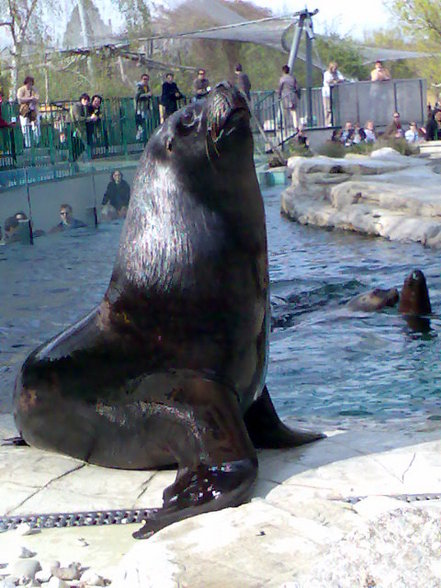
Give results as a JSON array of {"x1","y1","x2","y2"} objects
[
  {"x1": 316, "y1": 138, "x2": 419, "y2": 159},
  {"x1": 316, "y1": 141, "x2": 346, "y2": 158},
  {"x1": 314, "y1": 34, "x2": 370, "y2": 81}
]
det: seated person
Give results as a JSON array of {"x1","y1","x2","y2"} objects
[
  {"x1": 363, "y1": 120, "x2": 377, "y2": 143},
  {"x1": 405, "y1": 122, "x2": 424, "y2": 144},
  {"x1": 13, "y1": 211, "x2": 45, "y2": 238},
  {"x1": 49, "y1": 204, "x2": 87, "y2": 233},
  {"x1": 340, "y1": 121, "x2": 355, "y2": 146},
  {"x1": 383, "y1": 112, "x2": 404, "y2": 139},
  {"x1": 424, "y1": 110, "x2": 441, "y2": 141},
  {"x1": 101, "y1": 170, "x2": 131, "y2": 220}
]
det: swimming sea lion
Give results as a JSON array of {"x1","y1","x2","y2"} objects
[
  {"x1": 346, "y1": 287, "x2": 399, "y2": 312},
  {"x1": 13, "y1": 82, "x2": 323, "y2": 540},
  {"x1": 399, "y1": 269, "x2": 431, "y2": 315}
]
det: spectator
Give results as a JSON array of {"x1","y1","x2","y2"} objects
[
  {"x1": 322, "y1": 62, "x2": 345, "y2": 127},
  {"x1": 234, "y1": 63, "x2": 251, "y2": 101},
  {"x1": 295, "y1": 124, "x2": 309, "y2": 149},
  {"x1": 160, "y1": 73, "x2": 184, "y2": 120},
  {"x1": 278, "y1": 64, "x2": 299, "y2": 132},
  {"x1": 193, "y1": 68, "x2": 210, "y2": 101},
  {"x1": 331, "y1": 128, "x2": 342, "y2": 142},
  {"x1": 87, "y1": 94, "x2": 104, "y2": 148},
  {"x1": 352, "y1": 123, "x2": 366, "y2": 144},
  {"x1": 363, "y1": 120, "x2": 377, "y2": 143},
  {"x1": 425, "y1": 110, "x2": 441, "y2": 141},
  {"x1": 135, "y1": 73, "x2": 152, "y2": 141},
  {"x1": 16, "y1": 75, "x2": 40, "y2": 148},
  {"x1": 0, "y1": 90, "x2": 16, "y2": 162},
  {"x1": 405, "y1": 122, "x2": 424, "y2": 144},
  {"x1": 370, "y1": 60, "x2": 391, "y2": 82},
  {"x1": 384, "y1": 111, "x2": 404, "y2": 139},
  {"x1": 70, "y1": 93, "x2": 90, "y2": 158},
  {"x1": 340, "y1": 121, "x2": 355, "y2": 146},
  {"x1": 49, "y1": 204, "x2": 87, "y2": 233},
  {"x1": 101, "y1": 170, "x2": 131, "y2": 220}
]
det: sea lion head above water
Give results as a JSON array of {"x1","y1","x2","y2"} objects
[{"x1": 399, "y1": 269, "x2": 431, "y2": 315}]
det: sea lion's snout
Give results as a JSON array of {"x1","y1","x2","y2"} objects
[{"x1": 208, "y1": 82, "x2": 249, "y2": 141}]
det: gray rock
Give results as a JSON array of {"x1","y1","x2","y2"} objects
[{"x1": 7, "y1": 559, "x2": 41, "y2": 580}]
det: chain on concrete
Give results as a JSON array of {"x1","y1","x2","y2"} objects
[
  {"x1": 342, "y1": 493, "x2": 441, "y2": 505},
  {"x1": 0, "y1": 508, "x2": 151, "y2": 532}
]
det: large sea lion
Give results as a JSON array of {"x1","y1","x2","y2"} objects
[
  {"x1": 399, "y1": 269, "x2": 431, "y2": 315},
  {"x1": 346, "y1": 287, "x2": 399, "y2": 312},
  {"x1": 13, "y1": 82, "x2": 323, "y2": 540}
]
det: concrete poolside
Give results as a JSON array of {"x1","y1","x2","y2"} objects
[{"x1": 1, "y1": 412, "x2": 441, "y2": 587}]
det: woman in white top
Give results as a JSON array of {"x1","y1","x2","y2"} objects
[
  {"x1": 16, "y1": 75, "x2": 40, "y2": 148},
  {"x1": 322, "y1": 62, "x2": 344, "y2": 127}
]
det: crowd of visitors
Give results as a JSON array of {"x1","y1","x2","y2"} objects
[{"x1": 0, "y1": 62, "x2": 438, "y2": 166}]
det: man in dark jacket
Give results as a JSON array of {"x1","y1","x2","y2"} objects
[
  {"x1": 160, "y1": 73, "x2": 184, "y2": 119},
  {"x1": 234, "y1": 63, "x2": 251, "y2": 101}
]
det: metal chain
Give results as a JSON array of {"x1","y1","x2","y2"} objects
[
  {"x1": 342, "y1": 493, "x2": 441, "y2": 505},
  {"x1": 0, "y1": 508, "x2": 151, "y2": 532}
]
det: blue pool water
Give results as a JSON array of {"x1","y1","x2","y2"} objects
[{"x1": 1, "y1": 185, "x2": 441, "y2": 432}]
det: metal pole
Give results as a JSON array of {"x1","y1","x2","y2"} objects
[
  {"x1": 287, "y1": 12, "x2": 306, "y2": 73},
  {"x1": 305, "y1": 24, "x2": 313, "y2": 127}
]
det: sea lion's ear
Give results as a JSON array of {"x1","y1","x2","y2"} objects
[{"x1": 166, "y1": 138, "x2": 173, "y2": 152}]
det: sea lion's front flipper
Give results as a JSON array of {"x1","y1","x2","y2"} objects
[
  {"x1": 244, "y1": 386, "x2": 325, "y2": 448},
  {"x1": 2, "y1": 435, "x2": 29, "y2": 447},
  {"x1": 133, "y1": 375, "x2": 258, "y2": 539}
]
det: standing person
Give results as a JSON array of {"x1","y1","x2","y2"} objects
[
  {"x1": 192, "y1": 68, "x2": 210, "y2": 101},
  {"x1": 16, "y1": 75, "x2": 40, "y2": 148},
  {"x1": 160, "y1": 73, "x2": 184, "y2": 120},
  {"x1": 322, "y1": 62, "x2": 345, "y2": 127},
  {"x1": 88, "y1": 94, "x2": 106, "y2": 150},
  {"x1": 277, "y1": 64, "x2": 299, "y2": 132},
  {"x1": 135, "y1": 73, "x2": 152, "y2": 141},
  {"x1": 0, "y1": 90, "x2": 16, "y2": 162},
  {"x1": 234, "y1": 63, "x2": 251, "y2": 101},
  {"x1": 70, "y1": 93, "x2": 90, "y2": 159},
  {"x1": 370, "y1": 60, "x2": 391, "y2": 82}
]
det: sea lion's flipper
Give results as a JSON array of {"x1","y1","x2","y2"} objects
[
  {"x1": 2, "y1": 435, "x2": 29, "y2": 447},
  {"x1": 244, "y1": 386, "x2": 325, "y2": 448},
  {"x1": 133, "y1": 376, "x2": 258, "y2": 539}
]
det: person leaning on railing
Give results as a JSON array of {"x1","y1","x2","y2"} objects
[
  {"x1": 16, "y1": 75, "x2": 40, "y2": 148},
  {"x1": 70, "y1": 93, "x2": 90, "y2": 159},
  {"x1": 322, "y1": 62, "x2": 345, "y2": 127}
]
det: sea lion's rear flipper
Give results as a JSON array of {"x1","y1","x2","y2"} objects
[
  {"x1": 133, "y1": 376, "x2": 258, "y2": 540},
  {"x1": 244, "y1": 386, "x2": 325, "y2": 448}
]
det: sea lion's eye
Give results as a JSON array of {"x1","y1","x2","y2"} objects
[{"x1": 181, "y1": 109, "x2": 195, "y2": 127}]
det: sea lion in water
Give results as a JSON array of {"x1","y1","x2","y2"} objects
[
  {"x1": 346, "y1": 287, "x2": 399, "y2": 312},
  {"x1": 13, "y1": 82, "x2": 323, "y2": 539},
  {"x1": 399, "y1": 269, "x2": 431, "y2": 315}
]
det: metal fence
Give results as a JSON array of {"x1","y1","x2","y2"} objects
[{"x1": 0, "y1": 78, "x2": 429, "y2": 178}]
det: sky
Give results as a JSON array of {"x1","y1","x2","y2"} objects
[
  {"x1": 249, "y1": 0, "x2": 393, "y2": 40},
  {"x1": 0, "y1": 0, "x2": 392, "y2": 49}
]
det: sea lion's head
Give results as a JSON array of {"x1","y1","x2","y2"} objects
[
  {"x1": 399, "y1": 269, "x2": 432, "y2": 315},
  {"x1": 145, "y1": 82, "x2": 252, "y2": 184}
]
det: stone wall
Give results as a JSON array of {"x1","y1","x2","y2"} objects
[{"x1": 281, "y1": 148, "x2": 441, "y2": 248}]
